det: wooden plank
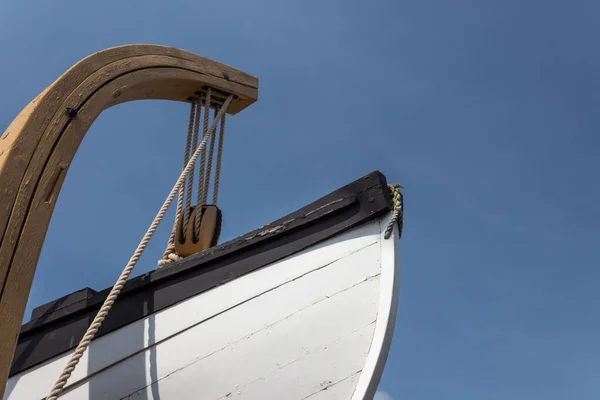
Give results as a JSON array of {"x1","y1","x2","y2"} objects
[
  {"x1": 351, "y1": 219, "x2": 401, "y2": 400},
  {"x1": 305, "y1": 372, "x2": 361, "y2": 399},
  {"x1": 222, "y1": 324, "x2": 376, "y2": 400},
  {"x1": 60, "y1": 249, "x2": 380, "y2": 399},
  {"x1": 0, "y1": 44, "x2": 259, "y2": 397},
  {"x1": 6, "y1": 221, "x2": 381, "y2": 399}
]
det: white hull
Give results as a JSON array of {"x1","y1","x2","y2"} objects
[{"x1": 6, "y1": 215, "x2": 399, "y2": 400}]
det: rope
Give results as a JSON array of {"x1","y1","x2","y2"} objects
[
  {"x1": 195, "y1": 89, "x2": 212, "y2": 238},
  {"x1": 197, "y1": 89, "x2": 211, "y2": 205},
  {"x1": 159, "y1": 101, "x2": 197, "y2": 266},
  {"x1": 45, "y1": 95, "x2": 234, "y2": 400},
  {"x1": 203, "y1": 107, "x2": 218, "y2": 205},
  {"x1": 158, "y1": 91, "x2": 228, "y2": 266},
  {"x1": 384, "y1": 184, "x2": 404, "y2": 240},
  {"x1": 212, "y1": 111, "x2": 226, "y2": 205},
  {"x1": 183, "y1": 101, "x2": 202, "y2": 233}
]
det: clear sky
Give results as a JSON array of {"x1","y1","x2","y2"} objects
[{"x1": 1, "y1": 1, "x2": 599, "y2": 399}]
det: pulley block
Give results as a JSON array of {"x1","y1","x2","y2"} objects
[{"x1": 175, "y1": 204, "x2": 222, "y2": 257}]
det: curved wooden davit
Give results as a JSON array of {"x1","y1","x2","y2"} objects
[{"x1": 0, "y1": 44, "x2": 258, "y2": 396}]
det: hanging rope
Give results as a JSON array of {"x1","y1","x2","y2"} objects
[
  {"x1": 196, "y1": 89, "x2": 225, "y2": 240},
  {"x1": 197, "y1": 89, "x2": 212, "y2": 207},
  {"x1": 184, "y1": 101, "x2": 202, "y2": 232},
  {"x1": 46, "y1": 95, "x2": 234, "y2": 400},
  {"x1": 203, "y1": 107, "x2": 218, "y2": 204},
  {"x1": 159, "y1": 90, "x2": 228, "y2": 267},
  {"x1": 384, "y1": 184, "x2": 404, "y2": 240},
  {"x1": 159, "y1": 100, "x2": 197, "y2": 266},
  {"x1": 212, "y1": 110, "x2": 226, "y2": 205}
]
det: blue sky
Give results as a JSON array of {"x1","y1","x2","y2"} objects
[{"x1": 1, "y1": 0, "x2": 599, "y2": 398}]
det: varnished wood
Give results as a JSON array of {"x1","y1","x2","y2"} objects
[
  {"x1": 175, "y1": 205, "x2": 220, "y2": 257},
  {"x1": 0, "y1": 44, "x2": 258, "y2": 396}
]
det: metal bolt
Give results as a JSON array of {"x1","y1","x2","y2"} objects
[{"x1": 66, "y1": 107, "x2": 78, "y2": 119}]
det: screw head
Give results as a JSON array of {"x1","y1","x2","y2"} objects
[{"x1": 66, "y1": 107, "x2": 78, "y2": 119}]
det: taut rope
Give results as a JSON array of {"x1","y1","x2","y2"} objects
[
  {"x1": 203, "y1": 107, "x2": 218, "y2": 205},
  {"x1": 45, "y1": 95, "x2": 234, "y2": 400},
  {"x1": 212, "y1": 109, "x2": 226, "y2": 204},
  {"x1": 159, "y1": 100, "x2": 198, "y2": 266},
  {"x1": 198, "y1": 89, "x2": 212, "y2": 207},
  {"x1": 184, "y1": 100, "x2": 202, "y2": 230}
]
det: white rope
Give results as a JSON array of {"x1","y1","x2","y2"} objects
[
  {"x1": 212, "y1": 111, "x2": 226, "y2": 205},
  {"x1": 203, "y1": 108, "x2": 218, "y2": 205},
  {"x1": 197, "y1": 90, "x2": 211, "y2": 204},
  {"x1": 45, "y1": 95, "x2": 234, "y2": 400},
  {"x1": 159, "y1": 90, "x2": 228, "y2": 266},
  {"x1": 159, "y1": 101, "x2": 197, "y2": 266},
  {"x1": 194, "y1": 89, "x2": 212, "y2": 238},
  {"x1": 183, "y1": 101, "x2": 201, "y2": 233}
]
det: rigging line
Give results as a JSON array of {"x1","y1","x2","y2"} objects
[
  {"x1": 197, "y1": 89, "x2": 212, "y2": 204},
  {"x1": 202, "y1": 107, "x2": 218, "y2": 205},
  {"x1": 202, "y1": 108, "x2": 218, "y2": 208},
  {"x1": 212, "y1": 110, "x2": 226, "y2": 205},
  {"x1": 183, "y1": 101, "x2": 202, "y2": 233},
  {"x1": 202, "y1": 108, "x2": 218, "y2": 202},
  {"x1": 45, "y1": 95, "x2": 234, "y2": 400},
  {"x1": 159, "y1": 100, "x2": 197, "y2": 266},
  {"x1": 195, "y1": 88, "x2": 212, "y2": 237}
]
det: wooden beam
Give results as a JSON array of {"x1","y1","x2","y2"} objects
[{"x1": 0, "y1": 44, "x2": 258, "y2": 397}]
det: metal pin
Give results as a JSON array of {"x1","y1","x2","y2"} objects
[{"x1": 66, "y1": 107, "x2": 78, "y2": 119}]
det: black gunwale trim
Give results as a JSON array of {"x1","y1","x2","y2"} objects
[{"x1": 10, "y1": 171, "x2": 392, "y2": 376}]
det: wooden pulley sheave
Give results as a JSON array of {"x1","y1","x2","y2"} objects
[
  {"x1": 159, "y1": 87, "x2": 230, "y2": 264},
  {"x1": 175, "y1": 204, "x2": 221, "y2": 257}
]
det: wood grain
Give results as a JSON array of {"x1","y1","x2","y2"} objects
[
  {"x1": 0, "y1": 44, "x2": 258, "y2": 397},
  {"x1": 175, "y1": 205, "x2": 220, "y2": 257}
]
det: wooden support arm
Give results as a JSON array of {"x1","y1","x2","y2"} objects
[{"x1": 0, "y1": 44, "x2": 258, "y2": 397}]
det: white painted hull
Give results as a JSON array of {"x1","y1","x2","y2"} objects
[{"x1": 5, "y1": 214, "x2": 400, "y2": 400}]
